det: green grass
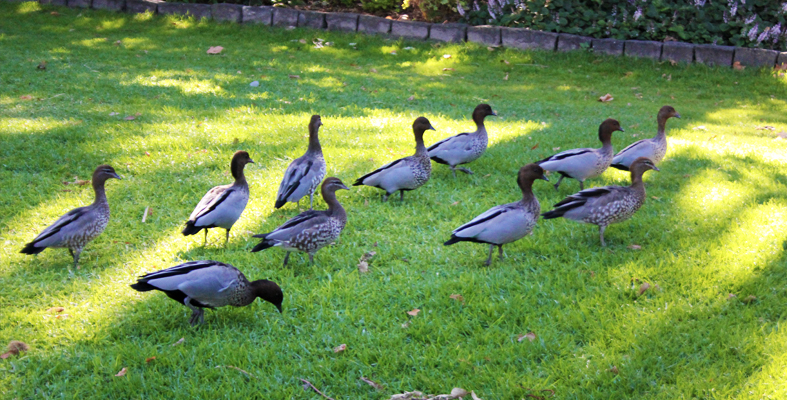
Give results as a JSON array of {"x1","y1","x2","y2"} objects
[{"x1": 2, "y1": 1, "x2": 787, "y2": 398}]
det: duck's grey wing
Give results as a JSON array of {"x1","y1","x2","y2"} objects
[
  {"x1": 353, "y1": 158, "x2": 405, "y2": 187},
  {"x1": 611, "y1": 139, "x2": 655, "y2": 170},
  {"x1": 537, "y1": 147, "x2": 595, "y2": 169},
  {"x1": 427, "y1": 133, "x2": 471, "y2": 164},
  {"x1": 135, "y1": 261, "x2": 239, "y2": 302},
  {"x1": 260, "y1": 210, "x2": 330, "y2": 241},
  {"x1": 452, "y1": 204, "x2": 516, "y2": 238},
  {"x1": 542, "y1": 186, "x2": 622, "y2": 220},
  {"x1": 188, "y1": 184, "x2": 235, "y2": 223},
  {"x1": 276, "y1": 157, "x2": 317, "y2": 205},
  {"x1": 25, "y1": 206, "x2": 92, "y2": 249}
]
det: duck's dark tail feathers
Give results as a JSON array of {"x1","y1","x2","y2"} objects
[
  {"x1": 181, "y1": 220, "x2": 202, "y2": 236},
  {"x1": 443, "y1": 235, "x2": 462, "y2": 246},
  {"x1": 609, "y1": 163, "x2": 630, "y2": 171},
  {"x1": 274, "y1": 199, "x2": 287, "y2": 209},
  {"x1": 130, "y1": 281, "x2": 156, "y2": 292},
  {"x1": 251, "y1": 239, "x2": 274, "y2": 253},
  {"x1": 20, "y1": 242, "x2": 45, "y2": 255}
]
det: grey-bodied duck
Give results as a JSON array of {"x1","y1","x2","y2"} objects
[
  {"x1": 444, "y1": 163, "x2": 549, "y2": 265},
  {"x1": 611, "y1": 106, "x2": 680, "y2": 171},
  {"x1": 542, "y1": 157, "x2": 659, "y2": 246},
  {"x1": 428, "y1": 104, "x2": 496, "y2": 177},
  {"x1": 20, "y1": 165, "x2": 122, "y2": 268},
  {"x1": 275, "y1": 115, "x2": 327, "y2": 210},
  {"x1": 130, "y1": 260, "x2": 283, "y2": 326}
]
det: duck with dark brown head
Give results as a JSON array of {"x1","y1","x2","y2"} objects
[
  {"x1": 20, "y1": 164, "x2": 122, "y2": 269},
  {"x1": 611, "y1": 105, "x2": 680, "y2": 171},
  {"x1": 538, "y1": 118, "x2": 623, "y2": 191},
  {"x1": 353, "y1": 117, "x2": 435, "y2": 202},
  {"x1": 444, "y1": 163, "x2": 549, "y2": 265},
  {"x1": 252, "y1": 177, "x2": 349, "y2": 266},
  {"x1": 542, "y1": 157, "x2": 659, "y2": 246},
  {"x1": 428, "y1": 103, "x2": 497, "y2": 178},
  {"x1": 275, "y1": 115, "x2": 327, "y2": 210},
  {"x1": 182, "y1": 151, "x2": 254, "y2": 246},
  {"x1": 130, "y1": 260, "x2": 283, "y2": 326}
]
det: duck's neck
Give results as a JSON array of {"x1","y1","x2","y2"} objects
[
  {"x1": 231, "y1": 161, "x2": 247, "y2": 185},
  {"x1": 307, "y1": 125, "x2": 322, "y2": 155},
  {"x1": 630, "y1": 170, "x2": 646, "y2": 192},
  {"x1": 519, "y1": 180, "x2": 536, "y2": 203},
  {"x1": 92, "y1": 180, "x2": 108, "y2": 205},
  {"x1": 655, "y1": 117, "x2": 667, "y2": 140},
  {"x1": 414, "y1": 131, "x2": 427, "y2": 155},
  {"x1": 600, "y1": 136, "x2": 613, "y2": 154},
  {"x1": 323, "y1": 189, "x2": 346, "y2": 219}
]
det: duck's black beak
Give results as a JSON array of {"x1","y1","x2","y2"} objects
[
  {"x1": 541, "y1": 174, "x2": 549, "y2": 181},
  {"x1": 675, "y1": 113, "x2": 681, "y2": 119},
  {"x1": 111, "y1": 172, "x2": 122, "y2": 180},
  {"x1": 429, "y1": 125, "x2": 436, "y2": 131},
  {"x1": 249, "y1": 159, "x2": 256, "y2": 164},
  {"x1": 652, "y1": 166, "x2": 661, "y2": 172},
  {"x1": 276, "y1": 303, "x2": 283, "y2": 313},
  {"x1": 339, "y1": 183, "x2": 350, "y2": 191},
  {"x1": 618, "y1": 128, "x2": 625, "y2": 132}
]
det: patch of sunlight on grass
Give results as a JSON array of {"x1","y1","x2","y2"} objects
[
  {"x1": 672, "y1": 138, "x2": 787, "y2": 165},
  {"x1": 15, "y1": 1, "x2": 40, "y2": 13},
  {"x1": 556, "y1": 85, "x2": 572, "y2": 91},
  {"x1": 132, "y1": 10, "x2": 154, "y2": 22},
  {"x1": 311, "y1": 76, "x2": 345, "y2": 89},
  {"x1": 75, "y1": 38, "x2": 113, "y2": 48},
  {"x1": 0, "y1": 117, "x2": 76, "y2": 134},
  {"x1": 118, "y1": 37, "x2": 158, "y2": 50},
  {"x1": 97, "y1": 18, "x2": 125, "y2": 30},
  {"x1": 128, "y1": 75, "x2": 225, "y2": 95},
  {"x1": 678, "y1": 168, "x2": 750, "y2": 218}
]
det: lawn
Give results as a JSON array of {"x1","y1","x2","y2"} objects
[{"x1": 1, "y1": 1, "x2": 787, "y2": 398}]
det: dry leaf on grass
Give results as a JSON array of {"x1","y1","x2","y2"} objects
[
  {"x1": 171, "y1": 337, "x2": 185, "y2": 346},
  {"x1": 407, "y1": 95, "x2": 415, "y2": 101},
  {"x1": 358, "y1": 251, "x2": 377, "y2": 274},
  {"x1": 443, "y1": 67, "x2": 454, "y2": 71},
  {"x1": 502, "y1": 59, "x2": 510, "y2": 65},
  {"x1": 449, "y1": 294, "x2": 464, "y2": 304},
  {"x1": 518, "y1": 332, "x2": 536, "y2": 342},
  {"x1": 776, "y1": 131, "x2": 787, "y2": 140},
  {"x1": 20, "y1": 95, "x2": 33, "y2": 100},
  {"x1": 361, "y1": 376, "x2": 384, "y2": 390},
  {"x1": 727, "y1": 293, "x2": 737, "y2": 300},
  {"x1": 388, "y1": 388, "x2": 469, "y2": 400},
  {"x1": 1, "y1": 341, "x2": 29, "y2": 359},
  {"x1": 609, "y1": 366, "x2": 619, "y2": 374},
  {"x1": 333, "y1": 344, "x2": 347, "y2": 353},
  {"x1": 55, "y1": 314, "x2": 69, "y2": 319},
  {"x1": 50, "y1": 11, "x2": 60, "y2": 15},
  {"x1": 471, "y1": 391, "x2": 483, "y2": 400},
  {"x1": 693, "y1": 125, "x2": 707, "y2": 130},
  {"x1": 530, "y1": 143, "x2": 539, "y2": 150},
  {"x1": 407, "y1": 309, "x2": 420, "y2": 316},
  {"x1": 755, "y1": 125, "x2": 775, "y2": 130},
  {"x1": 206, "y1": 46, "x2": 224, "y2": 55},
  {"x1": 638, "y1": 282, "x2": 651, "y2": 296},
  {"x1": 552, "y1": 147, "x2": 561, "y2": 151},
  {"x1": 628, "y1": 244, "x2": 642, "y2": 250},
  {"x1": 599, "y1": 94, "x2": 614, "y2": 103},
  {"x1": 124, "y1": 115, "x2": 136, "y2": 121},
  {"x1": 503, "y1": 73, "x2": 509, "y2": 81},
  {"x1": 742, "y1": 295, "x2": 757, "y2": 304},
  {"x1": 358, "y1": 261, "x2": 369, "y2": 273},
  {"x1": 370, "y1": 68, "x2": 378, "y2": 73},
  {"x1": 37, "y1": 61, "x2": 47, "y2": 70},
  {"x1": 733, "y1": 61, "x2": 745, "y2": 70},
  {"x1": 216, "y1": 365, "x2": 256, "y2": 379},
  {"x1": 47, "y1": 307, "x2": 65, "y2": 313},
  {"x1": 63, "y1": 177, "x2": 90, "y2": 186},
  {"x1": 288, "y1": 74, "x2": 300, "y2": 79},
  {"x1": 443, "y1": 54, "x2": 451, "y2": 59},
  {"x1": 145, "y1": 356, "x2": 156, "y2": 363},
  {"x1": 115, "y1": 367, "x2": 128, "y2": 377}
]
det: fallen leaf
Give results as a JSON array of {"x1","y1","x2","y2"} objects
[
  {"x1": 777, "y1": 131, "x2": 787, "y2": 140},
  {"x1": 361, "y1": 376, "x2": 384, "y2": 390},
  {"x1": 50, "y1": 11, "x2": 60, "y2": 15},
  {"x1": 628, "y1": 244, "x2": 642, "y2": 250},
  {"x1": 598, "y1": 93, "x2": 613, "y2": 102},
  {"x1": 742, "y1": 295, "x2": 757, "y2": 304},
  {"x1": 358, "y1": 261, "x2": 369, "y2": 273},
  {"x1": 552, "y1": 147, "x2": 561, "y2": 151},
  {"x1": 407, "y1": 308, "x2": 420, "y2": 316},
  {"x1": 20, "y1": 95, "x2": 33, "y2": 100},
  {"x1": 288, "y1": 74, "x2": 300, "y2": 79},
  {"x1": 443, "y1": 54, "x2": 452, "y2": 59},
  {"x1": 609, "y1": 366, "x2": 619, "y2": 374},
  {"x1": 333, "y1": 344, "x2": 347, "y2": 353},
  {"x1": 503, "y1": 73, "x2": 509, "y2": 81},
  {"x1": 755, "y1": 125, "x2": 775, "y2": 130},
  {"x1": 0, "y1": 353, "x2": 8, "y2": 359},
  {"x1": 502, "y1": 59, "x2": 510, "y2": 65},
  {"x1": 449, "y1": 293, "x2": 464, "y2": 304},
  {"x1": 733, "y1": 61, "x2": 745, "y2": 70},
  {"x1": 624, "y1": 71, "x2": 633, "y2": 77},
  {"x1": 518, "y1": 332, "x2": 536, "y2": 342},
  {"x1": 37, "y1": 61, "x2": 47, "y2": 70},
  {"x1": 451, "y1": 201, "x2": 460, "y2": 206},
  {"x1": 370, "y1": 68, "x2": 378, "y2": 73},
  {"x1": 407, "y1": 95, "x2": 415, "y2": 101},
  {"x1": 46, "y1": 307, "x2": 65, "y2": 313},
  {"x1": 124, "y1": 115, "x2": 136, "y2": 121},
  {"x1": 206, "y1": 46, "x2": 224, "y2": 55},
  {"x1": 530, "y1": 143, "x2": 539, "y2": 150},
  {"x1": 6, "y1": 341, "x2": 29, "y2": 356},
  {"x1": 638, "y1": 282, "x2": 651, "y2": 296},
  {"x1": 450, "y1": 388, "x2": 469, "y2": 397},
  {"x1": 115, "y1": 367, "x2": 127, "y2": 377},
  {"x1": 693, "y1": 125, "x2": 707, "y2": 130},
  {"x1": 109, "y1": 112, "x2": 119, "y2": 116},
  {"x1": 662, "y1": 73, "x2": 671, "y2": 81},
  {"x1": 55, "y1": 314, "x2": 69, "y2": 319},
  {"x1": 145, "y1": 151, "x2": 151, "y2": 156},
  {"x1": 171, "y1": 337, "x2": 185, "y2": 346},
  {"x1": 145, "y1": 356, "x2": 156, "y2": 363},
  {"x1": 727, "y1": 293, "x2": 737, "y2": 299},
  {"x1": 442, "y1": 67, "x2": 454, "y2": 71},
  {"x1": 651, "y1": 196, "x2": 660, "y2": 200},
  {"x1": 299, "y1": 39, "x2": 307, "y2": 44}
]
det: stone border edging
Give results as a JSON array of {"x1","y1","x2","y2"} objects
[{"x1": 15, "y1": 0, "x2": 787, "y2": 69}]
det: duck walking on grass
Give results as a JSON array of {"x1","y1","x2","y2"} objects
[
  {"x1": 444, "y1": 163, "x2": 549, "y2": 266},
  {"x1": 182, "y1": 151, "x2": 254, "y2": 246},
  {"x1": 252, "y1": 177, "x2": 349, "y2": 266},
  {"x1": 542, "y1": 157, "x2": 659, "y2": 247},
  {"x1": 353, "y1": 117, "x2": 434, "y2": 202},
  {"x1": 428, "y1": 104, "x2": 497, "y2": 178},
  {"x1": 611, "y1": 106, "x2": 680, "y2": 171},
  {"x1": 275, "y1": 115, "x2": 327, "y2": 210},
  {"x1": 538, "y1": 119, "x2": 624, "y2": 191},
  {"x1": 20, "y1": 165, "x2": 122, "y2": 269},
  {"x1": 130, "y1": 260, "x2": 283, "y2": 326}
]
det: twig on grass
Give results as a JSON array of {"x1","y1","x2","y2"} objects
[
  {"x1": 141, "y1": 206, "x2": 149, "y2": 223},
  {"x1": 300, "y1": 378, "x2": 335, "y2": 400},
  {"x1": 215, "y1": 365, "x2": 256, "y2": 380}
]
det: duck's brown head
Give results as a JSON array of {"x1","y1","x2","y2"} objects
[
  {"x1": 599, "y1": 118, "x2": 624, "y2": 143},
  {"x1": 658, "y1": 105, "x2": 681, "y2": 121},
  {"x1": 309, "y1": 114, "x2": 323, "y2": 131},
  {"x1": 472, "y1": 103, "x2": 497, "y2": 125},
  {"x1": 92, "y1": 164, "x2": 122, "y2": 184},
  {"x1": 230, "y1": 151, "x2": 254, "y2": 179},
  {"x1": 517, "y1": 163, "x2": 548, "y2": 193},
  {"x1": 630, "y1": 157, "x2": 660, "y2": 178},
  {"x1": 322, "y1": 176, "x2": 350, "y2": 193},
  {"x1": 252, "y1": 279, "x2": 284, "y2": 313},
  {"x1": 413, "y1": 116, "x2": 435, "y2": 134}
]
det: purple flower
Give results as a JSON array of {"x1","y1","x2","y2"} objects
[
  {"x1": 634, "y1": 7, "x2": 643, "y2": 21},
  {"x1": 744, "y1": 14, "x2": 757, "y2": 25},
  {"x1": 757, "y1": 27, "x2": 770, "y2": 43},
  {"x1": 747, "y1": 24, "x2": 758, "y2": 41},
  {"x1": 729, "y1": 0, "x2": 737, "y2": 17},
  {"x1": 694, "y1": 0, "x2": 706, "y2": 6},
  {"x1": 457, "y1": 1, "x2": 465, "y2": 16},
  {"x1": 771, "y1": 23, "x2": 782, "y2": 43}
]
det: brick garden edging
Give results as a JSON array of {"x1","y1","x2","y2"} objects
[{"x1": 16, "y1": 0, "x2": 787, "y2": 69}]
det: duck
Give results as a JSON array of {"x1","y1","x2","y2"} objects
[
  {"x1": 182, "y1": 151, "x2": 254, "y2": 246},
  {"x1": 428, "y1": 104, "x2": 497, "y2": 177},
  {"x1": 20, "y1": 165, "x2": 122, "y2": 269},
  {"x1": 541, "y1": 157, "x2": 659, "y2": 246},
  {"x1": 251, "y1": 177, "x2": 349, "y2": 266},
  {"x1": 353, "y1": 117, "x2": 434, "y2": 201},
  {"x1": 610, "y1": 106, "x2": 680, "y2": 171},
  {"x1": 130, "y1": 260, "x2": 283, "y2": 326},
  {"x1": 275, "y1": 115, "x2": 327, "y2": 210},
  {"x1": 444, "y1": 163, "x2": 548, "y2": 265},
  {"x1": 537, "y1": 118, "x2": 623, "y2": 190}
]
